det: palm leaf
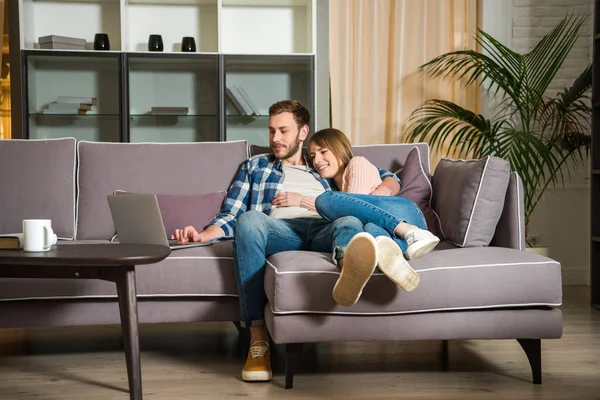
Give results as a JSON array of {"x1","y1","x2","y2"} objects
[
  {"x1": 420, "y1": 50, "x2": 521, "y2": 103},
  {"x1": 523, "y1": 14, "x2": 586, "y2": 104},
  {"x1": 403, "y1": 100, "x2": 492, "y2": 158}
]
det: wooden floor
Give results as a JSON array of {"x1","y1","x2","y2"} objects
[{"x1": 0, "y1": 287, "x2": 598, "y2": 400}]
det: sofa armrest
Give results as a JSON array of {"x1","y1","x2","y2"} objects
[{"x1": 489, "y1": 172, "x2": 526, "y2": 250}]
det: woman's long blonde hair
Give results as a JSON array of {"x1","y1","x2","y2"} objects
[{"x1": 308, "y1": 128, "x2": 354, "y2": 169}]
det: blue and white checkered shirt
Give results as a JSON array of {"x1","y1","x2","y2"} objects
[{"x1": 208, "y1": 153, "x2": 400, "y2": 236}]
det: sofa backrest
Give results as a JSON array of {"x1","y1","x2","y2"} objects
[
  {"x1": 249, "y1": 143, "x2": 431, "y2": 176},
  {"x1": 0, "y1": 138, "x2": 77, "y2": 239},
  {"x1": 352, "y1": 144, "x2": 431, "y2": 175},
  {"x1": 76, "y1": 140, "x2": 248, "y2": 240}
]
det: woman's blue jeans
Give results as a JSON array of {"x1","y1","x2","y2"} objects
[{"x1": 315, "y1": 191, "x2": 427, "y2": 254}]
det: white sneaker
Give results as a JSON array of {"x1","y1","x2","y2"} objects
[
  {"x1": 333, "y1": 232, "x2": 378, "y2": 307},
  {"x1": 404, "y1": 229, "x2": 440, "y2": 260},
  {"x1": 375, "y1": 236, "x2": 420, "y2": 291}
]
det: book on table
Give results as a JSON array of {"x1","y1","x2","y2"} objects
[{"x1": 0, "y1": 233, "x2": 23, "y2": 249}]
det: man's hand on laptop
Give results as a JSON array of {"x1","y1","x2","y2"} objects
[
  {"x1": 171, "y1": 225, "x2": 225, "y2": 243},
  {"x1": 172, "y1": 226, "x2": 203, "y2": 243}
]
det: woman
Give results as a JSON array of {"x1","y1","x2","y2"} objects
[{"x1": 272, "y1": 128, "x2": 439, "y2": 306}]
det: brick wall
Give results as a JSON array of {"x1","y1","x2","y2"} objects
[
  {"x1": 512, "y1": 0, "x2": 593, "y2": 96},
  {"x1": 511, "y1": 0, "x2": 593, "y2": 285}
]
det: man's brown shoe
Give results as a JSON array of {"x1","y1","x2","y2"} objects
[{"x1": 241, "y1": 341, "x2": 272, "y2": 382}]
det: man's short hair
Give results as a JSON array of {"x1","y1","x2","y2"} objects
[{"x1": 268, "y1": 100, "x2": 311, "y2": 130}]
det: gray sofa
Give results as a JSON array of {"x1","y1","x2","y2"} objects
[{"x1": 0, "y1": 138, "x2": 562, "y2": 388}]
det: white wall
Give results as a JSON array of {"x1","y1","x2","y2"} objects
[{"x1": 482, "y1": 0, "x2": 593, "y2": 285}]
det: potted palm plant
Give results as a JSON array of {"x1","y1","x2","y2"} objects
[{"x1": 403, "y1": 14, "x2": 592, "y2": 250}]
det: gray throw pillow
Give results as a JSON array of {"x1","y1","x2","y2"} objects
[
  {"x1": 114, "y1": 190, "x2": 226, "y2": 238},
  {"x1": 396, "y1": 147, "x2": 445, "y2": 240},
  {"x1": 432, "y1": 156, "x2": 510, "y2": 247}
]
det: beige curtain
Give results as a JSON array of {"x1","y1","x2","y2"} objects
[{"x1": 330, "y1": 0, "x2": 480, "y2": 169}]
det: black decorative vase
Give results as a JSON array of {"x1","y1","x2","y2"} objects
[
  {"x1": 93, "y1": 33, "x2": 110, "y2": 50},
  {"x1": 148, "y1": 34, "x2": 164, "y2": 52},
  {"x1": 181, "y1": 37, "x2": 196, "y2": 52}
]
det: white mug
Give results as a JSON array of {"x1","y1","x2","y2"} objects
[{"x1": 22, "y1": 219, "x2": 58, "y2": 252}]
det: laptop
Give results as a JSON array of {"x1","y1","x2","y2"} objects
[{"x1": 107, "y1": 193, "x2": 216, "y2": 250}]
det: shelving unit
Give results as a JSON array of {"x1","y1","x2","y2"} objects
[
  {"x1": 126, "y1": 52, "x2": 219, "y2": 142},
  {"x1": 592, "y1": 0, "x2": 600, "y2": 310},
  {"x1": 14, "y1": 0, "x2": 325, "y2": 145},
  {"x1": 22, "y1": 50, "x2": 123, "y2": 142}
]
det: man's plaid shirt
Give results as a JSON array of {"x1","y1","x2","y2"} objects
[{"x1": 207, "y1": 153, "x2": 400, "y2": 237}]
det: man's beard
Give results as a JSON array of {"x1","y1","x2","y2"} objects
[{"x1": 271, "y1": 132, "x2": 302, "y2": 161}]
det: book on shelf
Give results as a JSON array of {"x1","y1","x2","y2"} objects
[
  {"x1": 56, "y1": 96, "x2": 98, "y2": 106},
  {"x1": 48, "y1": 102, "x2": 94, "y2": 111},
  {"x1": 41, "y1": 96, "x2": 98, "y2": 115},
  {"x1": 150, "y1": 106, "x2": 189, "y2": 115},
  {"x1": 225, "y1": 87, "x2": 246, "y2": 115},
  {"x1": 42, "y1": 108, "x2": 92, "y2": 115},
  {"x1": 0, "y1": 233, "x2": 23, "y2": 250},
  {"x1": 234, "y1": 86, "x2": 261, "y2": 115},
  {"x1": 226, "y1": 86, "x2": 258, "y2": 116}
]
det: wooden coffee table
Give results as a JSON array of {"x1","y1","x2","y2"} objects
[{"x1": 0, "y1": 243, "x2": 171, "y2": 400}]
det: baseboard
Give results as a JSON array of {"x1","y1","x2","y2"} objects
[{"x1": 561, "y1": 265, "x2": 590, "y2": 286}]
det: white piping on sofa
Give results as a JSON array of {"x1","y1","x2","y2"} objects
[
  {"x1": 462, "y1": 156, "x2": 491, "y2": 247},
  {"x1": 266, "y1": 259, "x2": 559, "y2": 275},
  {"x1": 269, "y1": 301, "x2": 562, "y2": 316},
  {"x1": 514, "y1": 172, "x2": 524, "y2": 251}
]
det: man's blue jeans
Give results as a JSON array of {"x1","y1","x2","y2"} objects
[
  {"x1": 232, "y1": 210, "x2": 364, "y2": 327},
  {"x1": 315, "y1": 192, "x2": 427, "y2": 254}
]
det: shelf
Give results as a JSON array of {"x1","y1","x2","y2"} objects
[
  {"x1": 123, "y1": 0, "x2": 218, "y2": 52},
  {"x1": 223, "y1": 54, "x2": 314, "y2": 70},
  {"x1": 226, "y1": 114, "x2": 269, "y2": 118},
  {"x1": 592, "y1": 170, "x2": 600, "y2": 174},
  {"x1": 130, "y1": 114, "x2": 217, "y2": 117},
  {"x1": 223, "y1": 0, "x2": 311, "y2": 5},
  {"x1": 30, "y1": 113, "x2": 119, "y2": 117},
  {"x1": 24, "y1": 49, "x2": 123, "y2": 56},
  {"x1": 127, "y1": 53, "x2": 219, "y2": 71},
  {"x1": 221, "y1": 1, "x2": 313, "y2": 54},
  {"x1": 593, "y1": 237, "x2": 600, "y2": 243},
  {"x1": 128, "y1": 0, "x2": 216, "y2": 4},
  {"x1": 22, "y1": 0, "x2": 122, "y2": 50}
]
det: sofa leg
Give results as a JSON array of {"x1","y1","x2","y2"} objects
[
  {"x1": 441, "y1": 340, "x2": 449, "y2": 371},
  {"x1": 517, "y1": 339, "x2": 542, "y2": 384},
  {"x1": 285, "y1": 343, "x2": 304, "y2": 389}
]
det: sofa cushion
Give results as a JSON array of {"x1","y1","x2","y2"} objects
[
  {"x1": 0, "y1": 138, "x2": 76, "y2": 240},
  {"x1": 0, "y1": 241, "x2": 237, "y2": 301},
  {"x1": 76, "y1": 140, "x2": 248, "y2": 240},
  {"x1": 397, "y1": 147, "x2": 444, "y2": 239},
  {"x1": 432, "y1": 156, "x2": 510, "y2": 247},
  {"x1": 264, "y1": 247, "x2": 561, "y2": 315},
  {"x1": 114, "y1": 190, "x2": 226, "y2": 237}
]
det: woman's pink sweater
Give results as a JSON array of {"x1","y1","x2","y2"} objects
[{"x1": 300, "y1": 156, "x2": 392, "y2": 211}]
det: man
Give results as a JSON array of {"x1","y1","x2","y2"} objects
[{"x1": 172, "y1": 100, "x2": 400, "y2": 382}]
